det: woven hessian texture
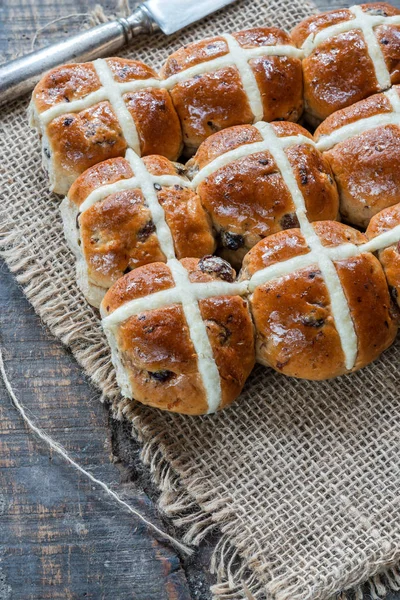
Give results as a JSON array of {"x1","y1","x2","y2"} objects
[{"x1": 2, "y1": 0, "x2": 400, "y2": 598}]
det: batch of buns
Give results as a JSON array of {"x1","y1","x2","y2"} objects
[{"x1": 29, "y1": 2, "x2": 400, "y2": 415}]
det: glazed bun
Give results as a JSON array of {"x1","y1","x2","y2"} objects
[
  {"x1": 292, "y1": 3, "x2": 400, "y2": 125},
  {"x1": 29, "y1": 5, "x2": 400, "y2": 414},
  {"x1": 187, "y1": 121, "x2": 339, "y2": 268},
  {"x1": 314, "y1": 86, "x2": 400, "y2": 228},
  {"x1": 366, "y1": 202, "x2": 400, "y2": 308},
  {"x1": 100, "y1": 257, "x2": 255, "y2": 415},
  {"x1": 161, "y1": 27, "x2": 303, "y2": 154},
  {"x1": 241, "y1": 221, "x2": 398, "y2": 380},
  {"x1": 61, "y1": 153, "x2": 215, "y2": 308},
  {"x1": 29, "y1": 58, "x2": 183, "y2": 194}
]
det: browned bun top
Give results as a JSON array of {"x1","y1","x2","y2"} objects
[
  {"x1": 314, "y1": 87, "x2": 400, "y2": 140},
  {"x1": 162, "y1": 27, "x2": 296, "y2": 77},
  {"x1": 105, "y1": 58, "x2": 159, "y2": 82},
  {"x1": 374, "y1": 9, "x2": 400, "y2": 83},
  {"x1": 292, "y1": 4, "x2": 400, "y2": 45},
  {"x1": 46, "y1": 103, "x2": 128, "y2": 185},
  {"x1": 101, "y1": 258, "x2": 237, "y2": 315},
  {"x1": 69, "y1": 154, "x2": 188, "y2": 207},
  {"x1": 367, "y1": 201, "x2": 400, "y2": 237},
  {"x1": 362, "y1": 3, "x2": 400, "y2": 17},
  {"x1": 187, "y1": 124, "x2": 260, "y2": 171},
  {"x1": 32, "y1": 58, "x2": 159, "y2": 113},
  {"x1": 101, "y1": 258, "x2": 255, "y2": 415},
  {"x1": 102, "y1": 262, "x2": 175, "y2": 313},
  {"x1": 31, "y1": 58, "x2": 183, "y2": 192},
  {"x1": 188, "y1": 121, "x2": 314, "y2": 171},
  {"x1": 161, "y1": 27, "x2": 303, "y2": 152},
  {"x1": 291, "y1": 9, "x2": 353, "y2": 47},
  {"x1": 242, "y1": 221, "x2": 397, "y2": 380},
  {"x1": 314, "y1": 86, "x2": 400, "y2": 228},
  {"x1": 241, "y1": 221, "x2": 365, "y2": 279},
  {"x1": 69, "y1": 156, "x2": 134, "y2": 207},
  {"x1": 69, "y1": 155, "x2": 215, "y2": 289},
  {"x1": 292, "y1": 4, "x2": 400, "y2": 124},
  {"x1": 366, "y1": 203, "x2": 400, "y2": 309},
  {"x1": 32, "y1": 62, "x2": 101, "y2": 112},
  {"x1": 187, "y1": 122, "x2": 338, "y2": 267}
]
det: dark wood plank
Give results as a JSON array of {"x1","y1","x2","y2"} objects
[
  {"x1": 0, "y1": 0, "x2": 116, "y2": 61},
  {"x1": 0, "y1": 265, "x2": 200, "y2": 600}
]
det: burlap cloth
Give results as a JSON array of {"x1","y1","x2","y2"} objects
[{"x1": 2, "y1": 1, "x2": 400, "y2": 598}]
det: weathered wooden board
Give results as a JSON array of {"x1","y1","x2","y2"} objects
[
  {"x1": 1, "y1": 1, "x2": 400, "y2": 599},
  {"x1": 0, "y1": 266, "x2": 202, "y2": 600}
]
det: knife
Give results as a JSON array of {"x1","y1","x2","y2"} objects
[{"x1": 0, "y1": 0, "x2": 238, "y2": 106}]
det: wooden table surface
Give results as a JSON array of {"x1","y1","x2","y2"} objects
[{"x1": 1, "y1": 1, "x2": 400, "y2": 599}]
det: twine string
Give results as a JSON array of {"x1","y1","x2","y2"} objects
[
  {"x1": 0, "y1": 346, "x2": 192, "y2": 557},
  {"x1": 31, "y1": 14, "x2": 94, "y2": 52},
  {"x1": 30, "y1": 1, "x2": 131, "y2": 52}
]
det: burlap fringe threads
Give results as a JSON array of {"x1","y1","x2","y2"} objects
[{"x1": 123, "y1": 398, "x2": 400, "y2": 600}]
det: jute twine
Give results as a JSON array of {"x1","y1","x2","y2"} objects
[
  {"x1": 2, "y1": 0, "x2": 400, "y2": 598},
  {"x1": 0, "y1": 347, "x2": 192, "y2": 556}
]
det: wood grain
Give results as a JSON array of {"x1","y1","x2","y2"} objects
[
  {"x1": 0, "y1": 266, "x2": 200, "y2": 600},
  {"x1": 1, "y1": 1, "x2": 400, "y2": 599}
]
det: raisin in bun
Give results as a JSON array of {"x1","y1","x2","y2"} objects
[
  {"x1": 240, "y1": 221, "x2": 397, "y2": 380},
  {"x1": 161, "y1": 27, "x2": 303, "y2": 155},
  {"x1": 29, "y1": 58, "x2": 183, "y2": 194},
  {"x1": 61, "y1": 154, "x2": 215, "y2": 308},
  {"x1": 366, "y1": 203, "x2": 400, "y2": 308},
  {"x1": 187, "y1": 121, "x2": 339, "y2": 268},
  {"x1": 100, "y1": 257, "x2": 255, "y2": 415},
  {"x1": 292, "y1": 3, "x2": 400, "y2": 125},
  {"x1": 314, "y1": 86, "x2": 400, "y2": 228}
]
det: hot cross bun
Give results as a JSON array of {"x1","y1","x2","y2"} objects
[
  {"x1": 29, "y1": 58, "x2": 183, "y2": 194},
  {"x1": 292, "y1": 3, "x2": 400, "y2": 125},
  {"x1": 314, "y1": 85, "x2": 400, "y2": 228},
  {"x1": 187, "y1": 121, "x2": 339, "y2": 268},
  {"x1": 240, "y1": 221, "x2": 398, "y2": 380},
  {"x1": 100, "y1": 257, "x2": 255, "y2": 415},
  {"x1": 161, "y1": 27, "x2": 303, "y2": 154},
  {"x1": 62, "y1": 153, "x2": 215, "y2": 308}
]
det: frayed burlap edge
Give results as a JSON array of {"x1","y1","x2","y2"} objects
[{"x1": 123, "y1": 393, "x2": 400, "y2": 600}]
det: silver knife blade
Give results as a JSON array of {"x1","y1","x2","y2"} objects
[{"x1": 142, "y1": 0, "x2": 239, "y2": 35}]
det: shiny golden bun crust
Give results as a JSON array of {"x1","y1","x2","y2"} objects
[
  {"x1": 30, "y1": 58, "x2": 183, "y2": 194},
  {"x1": 67, "y1": 155, "x2": 215, "y2": 294},
  {"x1": 292, "y1": 3, "x2": 400, "y2": 124},
  {"x1": 28, "y1": 10, "x2": 400, "y2": 413},
  {"x1": 241, "y1": 221, "x2": 397, "y2": 380},
  {"x1": 161, "y1": 27, "x2": 303, "y2": 154},
  {"x1": 314, "y1": 86, "x2": 400, "y2": 228},
  {"x1": 101, "y1": 258, "x2": 255, "y2": 415},
  {"x1": 367, "y1": 203, "x2": 400, "y2": 309},
  {"x1": 187, "y1": 122, "x2": 339, "y2": 267}
]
